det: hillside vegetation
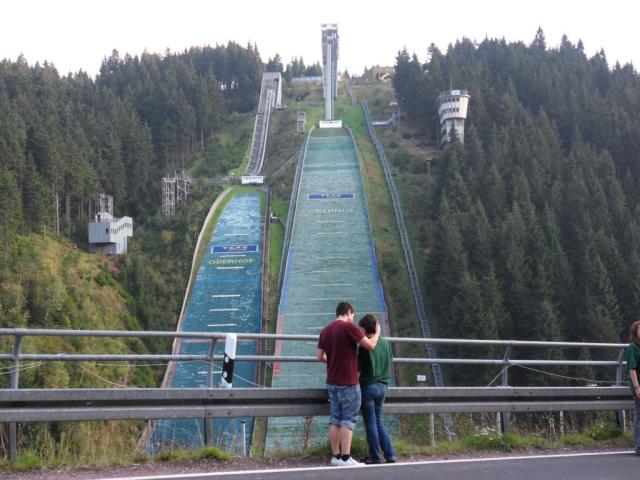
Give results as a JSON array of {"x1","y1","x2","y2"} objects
[
  {"x1": 0, "y1": 233, "x2": 156, "y2": 388},
  {"x1": 390, "y1": 29, "x2": 640, "y2": 385},
  {"x1": 0, "y1": 45, "x2": 259, "y2": 461}
]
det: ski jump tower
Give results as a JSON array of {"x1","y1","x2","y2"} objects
[{"x1": 321, "y1": 24, "x2": 339, "y2": 121}]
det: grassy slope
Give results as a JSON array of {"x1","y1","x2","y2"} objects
[
  {"x1": 337, "y1": 82, "x2": 427, "y2": 386},
  {"x1": 0, "y1": 234, "x2": 154, "y2": 388},
  {"x1": 0, "y1": 234, "x2": 157, "y2": 468}
]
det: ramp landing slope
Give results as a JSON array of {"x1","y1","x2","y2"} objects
[
  {"x1": 265, "y1": 131, "x2": 388, "y2": 452},
  {"x1": 150, "y1": 192, "x2": 263, "y2": 453}
]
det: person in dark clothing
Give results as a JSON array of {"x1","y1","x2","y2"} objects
[
  {"x1": 627, "y1": 320, "x2": 640, "y2": 456},
  {"x1": 317, "y1": 302, "x2": 380, "y2": 467},
  {"x1": 358, "y1": 313, "x2": 397, "y2": 464}
]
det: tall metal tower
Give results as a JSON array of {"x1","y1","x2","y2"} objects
[
  {"x1": 162, "y1": 178, "x2": 176, "y2": 217},
  {"x1": 321, "y1": 24, "x2": 339, "y2": 121},
  {"x1": 162, "y1": 171, "x2": 192, "y2": 216}
]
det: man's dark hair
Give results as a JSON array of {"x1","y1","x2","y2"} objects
[
  {"x1": 336, "y1": 301, "x2": 354, "y2": 317},
  {"x1": 359, "y1": 314, "x2": 378, "y2": 335}
]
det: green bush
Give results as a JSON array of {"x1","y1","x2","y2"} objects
[
  {"x1": 156, "y1": 450, "x2": 181, "y2": 462},
  {"x1": 132, "y1": 453, "x2": 149, "y2": 464},
  {"x1": 462, "y1": 432, "x2": 506, "y2": 450},
  {"x1": 350, "y1": 436, "x2": 369, "y2": 458},
  {"x1": 14, "y1": 451, "x2": 41, "y2": 471},
  {"x1": 199, "y1": 446, "x2": 233, "y2": 461},
  {"x1": 587, "y1": 423, "x2": 624, "y2": 441},
  {"x1": 561, "y1": 433, "x2": 594, "y2": 446}
]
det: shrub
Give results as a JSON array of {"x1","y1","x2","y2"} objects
[
  {"x1": 14, "y1": 451, "x2": 41, "y2": 471},
  {"x1": 156, "y1": 450, "x2": 181, "y2": 462},
  {"x1": 462, "y1": 432, "x2": 506, "y2": 450},
  {"x1": 587, "y1": 423, "x2": 624, "y2": 441},
  {"x1": 199, "y1": 446, "x2": 232, "y2": 461}
]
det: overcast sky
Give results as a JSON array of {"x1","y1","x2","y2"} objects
[{"x1": 2, "y1": 0, "x2": 638, "y2": 77}]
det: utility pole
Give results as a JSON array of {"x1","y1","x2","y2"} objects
[{"x1": 55, "y1": 192, "x2": 60, "y2": 237}]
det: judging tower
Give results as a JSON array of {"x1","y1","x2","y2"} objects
[
  {"x1": 321, "y1": 24, "x2": 339, "y2": 121},
  {"x1": 437, "y1": 89, "x2": 470, "y2": 145}
]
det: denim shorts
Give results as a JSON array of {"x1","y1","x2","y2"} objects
[{"x1": 327, "y1": 384, "x2": 361, "y2": 430}]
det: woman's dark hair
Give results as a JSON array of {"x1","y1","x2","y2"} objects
[
  {"x1": 359, "y1": 314, "x2": 378, "y2": 335},
  {"x1": 630, "y1": 320, "x2": 640, "y2": 345}
]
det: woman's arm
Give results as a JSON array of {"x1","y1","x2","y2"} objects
[{"x1": 631, "y1": 369, "x2": 640, "y2": 396}]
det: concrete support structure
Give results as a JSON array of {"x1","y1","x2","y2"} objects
[
  {"x1": 321, "y1": 24, "x2": 339, "y2": 121},
  {"x1": 437, "y1": 89, "x2": 470, "y2": 146}
]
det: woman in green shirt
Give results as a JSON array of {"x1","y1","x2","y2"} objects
[
  {"x1": 357, "y1": 314, "x2": 397, "y2": 464},
  {"x1": 628, "y1": 320, "x2": 640, "y2": 456}
]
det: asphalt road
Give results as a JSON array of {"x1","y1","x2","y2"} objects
[{"x1": 103, "y1": 451, "x2": 638, "y2": 480}]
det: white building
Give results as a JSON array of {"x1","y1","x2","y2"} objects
[
  {"x1": 437, "y1": 89, "x2": 470, "y2": 145},
  {"x1": 88, "y1": 195, "x2": 133, "y2": 254}
]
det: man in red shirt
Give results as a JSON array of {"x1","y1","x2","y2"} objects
[{"x1": 317, "y1": 301, "x2": 381, "y2": 466}]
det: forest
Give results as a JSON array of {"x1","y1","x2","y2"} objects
[
  {"x1": 0, "y1": 42, "x2": 262, "y2": 248},
  {"x1": 392, "y1": 29, "x2": 640, "y2": 383},
  {"x1": 0, "y1": 42, "x2": 263, "y2": 340}
]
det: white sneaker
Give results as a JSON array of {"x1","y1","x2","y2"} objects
[
  {"x1": 330, "y1": 456, "x2": 342, "y2": 466},
  {"x1": 338, "y1": 456, "x2": 363, "y2": 466}
]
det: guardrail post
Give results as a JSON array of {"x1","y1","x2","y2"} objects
[
  {"x1": 615, "y1": 348, "x2": 626, "y2": 431},
  {"x1": 499, "y1": 346, "x2": 512, "y2": 435},
  {"x1": 220, "y1": 334, "x2": 237, "y2": 389},
  {"x1": 204, "y1": 338, "x2": 217, "y2": 446},
  {"x1": 241, "y1": 420, "x2": 247, "y2": 457},
  {"x1": 8, "y1": 335, "x2": 23, "y2": 462}
]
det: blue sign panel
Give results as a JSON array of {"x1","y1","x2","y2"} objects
[
  {"x1": 308, "y1": 193, "x2": 355, "y2": 200},
  {"x1": 212, "y1": 244, "x2": 258, "y2": 254}
]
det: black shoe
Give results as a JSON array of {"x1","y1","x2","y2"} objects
[
  {"x1": 635, "y1": 447, "x2": 640, "y2": 456},
  {"x1": 385, "y1": 457, "x2": 397, "y2": 463},
  {"x1": 363, "y1": 458, "x2": 382, "y2": 464}
]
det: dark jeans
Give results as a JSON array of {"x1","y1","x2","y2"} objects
[{"x1": 361, "y1": 383, "x2": 396, "y2": 461}]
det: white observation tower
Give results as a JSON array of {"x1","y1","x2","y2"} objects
[{"x1": 437, "y1": 89, "x2": 470, "y2": 145}]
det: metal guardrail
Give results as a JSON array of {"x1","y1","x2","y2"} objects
[
  {"x1": 1, "y1": 387, "x2": 633, "y2": 423},
  {"x1": 0, "y1": 327, "x2": 631, "y2": 460}
]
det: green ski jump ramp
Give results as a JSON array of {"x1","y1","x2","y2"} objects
[{"x1": 265, "y1": 128, "x2": 388, "y2": 452}]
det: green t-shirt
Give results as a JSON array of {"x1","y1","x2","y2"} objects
[
  {"x1": 627, "y1": 342, "x2": 640, "y2": 388},
  {"x1": 358, "y1": 337, "x2": 392, "y2": 387}
]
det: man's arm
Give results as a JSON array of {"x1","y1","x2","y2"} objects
[
  {"x1": 317, "y1": 348, "x2": 327, "y2": 363},
  {"x1": 358, "y1": 322, "x2": 381, "y2": 351}
]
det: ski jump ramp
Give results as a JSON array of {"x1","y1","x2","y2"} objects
[{"x1": 265, "y1": 129, "x2": 388, "y2": 452}]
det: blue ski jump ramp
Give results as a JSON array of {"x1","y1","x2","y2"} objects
[
  {"x1": 265, "y1": 129, "x2": 388, "y2": 452},
  {"x1": 150, "y1": 191, "x2": 264, "y2": 453}
]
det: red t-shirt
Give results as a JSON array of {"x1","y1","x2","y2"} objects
[{"x1": 317, "y1": 319, "x2": 365, "y2": 386}]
